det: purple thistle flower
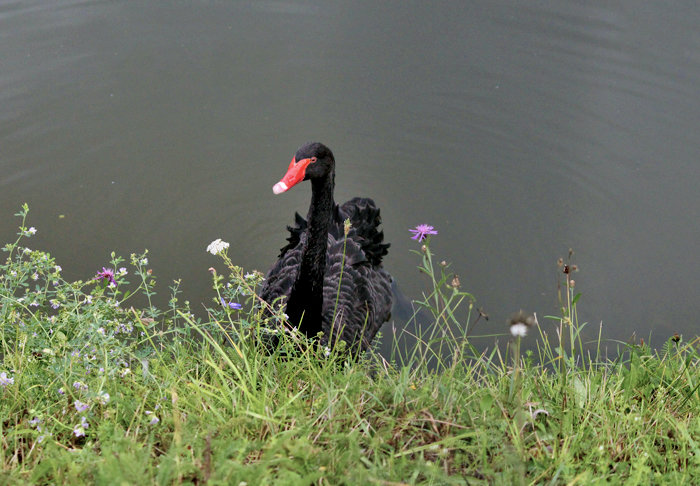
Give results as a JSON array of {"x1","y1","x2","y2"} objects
[
  {"x1": 409, "y1": 224, "x2": 438, "y2": 242},
  {"x1": 96, "y1": 267, "x2": 116, "y2": 287},
  {"x1": 220, "y1": 297, "x2": 242, "y2": 310}
]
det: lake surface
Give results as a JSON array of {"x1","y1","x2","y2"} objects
[{"x1": 2, "y1": 1, "x2": 699, "y2": 353}]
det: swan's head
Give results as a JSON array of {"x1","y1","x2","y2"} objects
[{"x1": 272, "y1": 142, "x2": 335, "y2": 194}]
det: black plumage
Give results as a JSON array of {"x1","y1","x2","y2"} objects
[{"x1": 260, "y1": 142, "x2": 392, "y2": 354}]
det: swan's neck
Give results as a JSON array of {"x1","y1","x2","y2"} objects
[{"x1": 286, "y1": 172, "x2": 335, "y2": 337}]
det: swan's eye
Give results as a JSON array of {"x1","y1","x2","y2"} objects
[{"x1": 310, "y1": 157, "x2": 317, "y2": 163}]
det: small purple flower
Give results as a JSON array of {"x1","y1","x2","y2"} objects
[
  {"x1": 145, "y1": 410, "x2": 159, "y2": 425},
  {"x1": 58, "y1": 387, "x2": 65, "y2": 395},
  {"x1": 74, "y1": 400, "x2": 89, "y2": 413},
  {"x1": 220, "y1": 297, "x2": 242, "y2": 310},
  {"x1": 409, "y1": 224, "x2": 438, "y2": 242},
  {"x1": 73, "y1": 425, "x2": 86, "y2": 438},
  {"x1": 95, "y1": 267, "x2": 116, "y2": 287},
  {"x1": 0, "y1": 372, "x2": 14, "y2": 387}
]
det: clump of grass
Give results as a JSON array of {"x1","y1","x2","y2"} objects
[{"x1": 1, "y1": 206, "x2": 698, "y2": 484}]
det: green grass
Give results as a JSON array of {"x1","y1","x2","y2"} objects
[{"x1": 1, "y1": 205, "x2": 698, "y2": 485}]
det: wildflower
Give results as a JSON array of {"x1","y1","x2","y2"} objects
[
  {"x1": 145, "y1": 410, "x2": 159, "y2": 425},
  {"x1": 508, "y1": 311, "x2": 538, "y2": 338},
  {"x1": 50, "y1": 300, "x2": 60, "y2": 309},
  {"x1": 409, "y1": 224, "x2": 438, "y2": 242},
  {"x1": 118, "y1": 267, "x2": 127, "y2": 275},
  {"x1": 29, "y1": 417, "x2": 42, "y2": 427},
  {"x1": 73, "y1": 424, "x2": 86, "y2": 438},
  {"x1": 220, "y1": 297, "x2": 242, "y2": 310},
  {"x1": 96, "y1": 267, "x2": 116, "y2": 287},
  {"x1": 74, "y1": 400, "x2": 89, "y2": 413},
  {"x1": 73, "y1": 381, "x2": 88, "y2": 392},
  {"x1": 207, "y1": 238, "x2": 230, "y2": 255},
  {"x1": 31, "y1": 273, "x2": 39, "y2": 280},
  {"x1": 85, "y1": 295, "x2": 93, "y2": 304},
  {"x1": 0, "y1": 372, "x2": 14, "y2": 387},
  {"x1": 58, "y1": 387, "x2": 65, "y2": 395},
  {"x1": 140, "y1": 257, "x2": 148, "y2": 265},
  {"x1": 26, "y1": 226, "x2": 37, "y2": 235},
  {"x1": 323, "y1": 346, "x2": 331, "y2": 358}
]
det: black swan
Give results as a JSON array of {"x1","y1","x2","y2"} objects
[{"x1": 260, "y1": 142, "x2": 392, "y2": 354}]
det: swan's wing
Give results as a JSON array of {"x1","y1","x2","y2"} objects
[
  {"x1": 277, "y1": 212, "x2": 307, "y2": 258},
  {"x1": 337, "y1": 197, "x2": 390, "y2": 266},
  {"x1": 321, "y1": 235, "x2": 393, "y2": 353},
  {"x1": 260, "y1": 234, "x2": 303, "y2": 307}
]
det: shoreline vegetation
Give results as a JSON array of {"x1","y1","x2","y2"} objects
[{"x1": 2, "y1": 205, "x2": 698, "y2": 484}]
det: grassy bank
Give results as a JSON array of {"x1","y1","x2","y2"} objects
[{"x1": 2, "y1": 205, "x2": 698, "y2": 484}]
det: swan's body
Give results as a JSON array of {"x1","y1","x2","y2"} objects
[{"x1": 260, "y1": 143, "x2": 392, "y2": 353}]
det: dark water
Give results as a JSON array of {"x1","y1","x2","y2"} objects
[{"x1": 2, "y1": 1, "x2": 699, "y2": 353}]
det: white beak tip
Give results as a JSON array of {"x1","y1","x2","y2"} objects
[{"x1": 272, "y1": 181, "x2": 288, "y2": 194}]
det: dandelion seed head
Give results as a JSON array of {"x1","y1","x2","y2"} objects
[
  {"x1": 508, "y1": 311, "x2": 538, "y2": 338},
  {"x1": 510, "y1": 323, "x2": 528, "y2": 338}
]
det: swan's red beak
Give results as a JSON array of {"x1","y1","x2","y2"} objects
[{"x1": 272, "y1": 156, "x2": 314, "y2": 194}]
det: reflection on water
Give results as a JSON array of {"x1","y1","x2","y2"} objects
[{"x1": 2, "y1": 1, "x2": 699, "y2": 352}]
